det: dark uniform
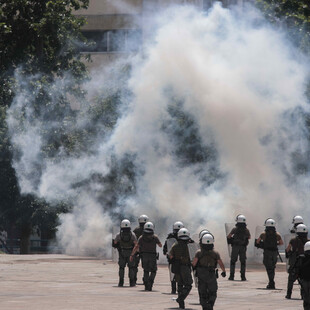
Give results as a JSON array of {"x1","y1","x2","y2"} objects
[
  {"x1": 138, "y1": 233, "x2": 161, "y2": 291},
  {"x1": 114, "y1": 230, "x2": 137, "y2": 287},
  {"x1": 228, "y1": 225, "x2": 250, "y2": 280},
  {"x1": 169, "y1": 240, "x2": 193, "y2": 309},
  {"x1": 133, "y1": 225, "x2": 144, "y2": 240},
  {"x1": 259, "y1": 230, "x2": 282, "y2": 289},
  {"x1": 286, "y1": 235, "x2": 309, "y2": 298},
  {"x1": 297, "y1": 253, "x2": 310, "y2": 309},
  {"x1": 163, "y1": 232, "x2": 178, "y2": 293},
  {"x1": 195, "y1": 249, "x2": 220, "y2": 310},
  {"x1": 133, "y1": 225, "x2": 144, "y2": 283}
]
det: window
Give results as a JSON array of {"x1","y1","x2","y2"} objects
[
  {"x1": 80, "y1": 31, "x2": 108, "y2": 52},
  {"x1": 203, "y1": 0, "x2": 240, "y2": 10},
  {"x1": 203, "y1": 0, "x2": 215, "y2": 10},
  {"x1": 81, "y1": 29, "x2": 142, "y2": 53}
]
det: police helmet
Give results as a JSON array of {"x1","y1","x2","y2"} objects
[
  {"x1": 199, "y1": 229, "x2": 210, "y2": 240},
  {"x1": 304, "y1": 241, "x2": 310, "y2": 253},
  {"x1": 265, "y1": 218, "x2": 276, "y2": 227},
  {"x1": 201, "y1": 233, "x2": 214, "y2": 245},
  {"x1": 143, "y1": 221, "x2": 154, "y2": 233},
  {"x1": 173, "y1": 221, "x2": 184, "y2": 231},
  {"x1": 178, "y1": 228, "x2": 190, "y2": 240},
  {"x1": 138, "y1": 214, "x2": 149, "y2": 224},
  {"x1": 236, "y1": 214, "x2": 246, "y2": 223},
  {"x1": 121, "y1": 219, "x2": 131, "y2": 229},
  {"x1": 292, "y1": 215, "x2": 304, "y2": 225},
  {"x1": 296, "y1": 224, "x2": 308, "y2": 234}
]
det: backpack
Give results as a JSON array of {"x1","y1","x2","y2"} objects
[
  {"x1": 232, "y1": 227, "x2": 249, "y2": 246},
  {"x1": 263, "y1": 230, "x2": 278, "y2": 251},
  {"x1": 120, "y1": 229, "x2": 132, "y2": 246}
]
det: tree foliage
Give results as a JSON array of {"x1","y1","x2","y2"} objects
[
  {"x1": 256, "y1": 0, "x2": 310, "y2": 55},
  {"x1": 0, "y1": 0, "x2": 89, "y2": 253}
]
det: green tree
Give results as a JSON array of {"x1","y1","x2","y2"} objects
[
  {"x1": 0, "y1": 0, "x2": 89, "y2": 253},
  {"x1": 256, "y1": 0, "x2": 310, "y2": 55}
]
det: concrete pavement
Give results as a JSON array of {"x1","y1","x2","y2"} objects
[{"x1": 0, "y1": 254, "x2": 303, "y2": 309}]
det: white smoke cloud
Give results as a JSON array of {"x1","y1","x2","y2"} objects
[{"x1": 7, "y1": 2, "x2": 310, "y2": 258}]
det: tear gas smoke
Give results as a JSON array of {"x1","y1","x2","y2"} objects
[{"x1": 7, "y1": 3, "x2": 310, "y2": 258}]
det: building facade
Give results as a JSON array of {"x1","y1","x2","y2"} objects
[{"x1": 76, "y1": 0, "x2": 247, "y2": 69}]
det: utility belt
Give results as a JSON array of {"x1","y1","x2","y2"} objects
[
  {"x1": 118, "y1": 247, "x2": 134, "y2": 259},
  {"x1": 264, "y1": 247, "x2": 278, "y2": 252},
  {"x1": 198, "y1": 266, "x2": 216, "y2": 271},
  {"x1": 171, "y1": 259, "x2": 190, "y2": 274},
  {"x1": 121, "y1": 246, "x2": 134, "y2": 250},
  {"x1": 140, "y1": 252, "x2": 159, "y2": 260}
]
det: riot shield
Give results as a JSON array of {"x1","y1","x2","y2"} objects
[
  {"x1": 167, "y1": 238, "x2": 177, "y2": 281},
  {"x1": 168, "y1": 264, "x2": 174, "y2": 282},
  {"x1": 192, "y1": 233, "x2": 199, "y2": 244},
  {"x1": 167, "y1": 237, "x2": 177, "y2": 253},
  {"x1": 225, "y1": 223, "x2": 235, "y2": 257},
  {"x1": 284, "y1": 233, "x2": 295, "y2": 249},
  {"x1": 188, "y1": 242, "x2": 200, "y2": 287},
  {"x1": 284, "y1": 233, "x2": 295, "y2": 272},
  {"x1": 253, "y1": 226, "x2": 264, "y2": 263},
  {"x1": 112, "y1": 226, "x2": 119, "y2": 262}
]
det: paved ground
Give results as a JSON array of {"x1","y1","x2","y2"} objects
[{"x1": 0, "y1": 254, "x2": 304, "y2": 309}]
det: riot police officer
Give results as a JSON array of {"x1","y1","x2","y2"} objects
[
  {"x1": 256, "y1": 218, "x2": 283, "y2": 289},
  {"x1": 286, "y1": 224, "x2": 309, "y2": 299},
  {"x1": 132, "y1": 214, "x2": 149, "y2": 283},
  {"x1": 113, "y1": 219, "x2": 137, "y2": 287},
  {"x1": 296, "y1": 241, "x2": 310, "y2": 309},
  {"x1": 227, "y1": 214, "x2": 251, "y2": 281},
  {"x1": 130, "y1": 222, "x2": 162, "y2": 291},
  {"x1": 163, "y1": 221, "x2": 184, "y2": 294},
  {"x1": 290, "y1": 215, "x2": 304, "y2": 233},
  {"x1": 169, "y1": 228, "x2": 193, "y2": 309},
  {"x1": 192, "y1": 233, "x2": 226, "y2": 310}
]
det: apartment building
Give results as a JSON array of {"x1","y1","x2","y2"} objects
[{"x1": 76, "y1": 0, "x2": 246, "y2": 68}]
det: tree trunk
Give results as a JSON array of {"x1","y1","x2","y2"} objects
[{"x1": 20, "y1": 226, "x2": 31, "y2": 254}]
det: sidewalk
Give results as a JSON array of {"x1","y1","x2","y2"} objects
[{"x1": 0, "y1": 254, "x2": 303, "y2": 309}]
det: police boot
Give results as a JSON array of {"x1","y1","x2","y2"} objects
[
  {"x1": 176, "y1": 298, "x2": 185, "y2": 309},
  {"x1": 285, "y1": 287, "x2": 292, "y2": 299},
  {"x1": 266, "y1": 281, "x2": 275, "y2": 289},
  {"x1": 241, "y1": 273, "x2": 246, "y2": 281},
  {"x1": 241, "y1": 264, "x2": 246, "y2": 281},
  {"x1": 118, "y1": 278, "x2": 124, "y2": 287},
  {"x1": 229, "y1": 263, "x2": 235, "y2": 280},
  {"x1": 171, "y1": 280, "x2": 177, "y2": 294}
]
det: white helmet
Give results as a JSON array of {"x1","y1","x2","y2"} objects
[
  {"x1": 178, "y1": 228, "x2": 190, "y2": 240},
  {"x1": 236, "y1": 214, "x2": 246, "y2": 223},
  {"x1": 304, "y1": 241, "x2": 310, "y2": 252},
  {"x1": 201, "y1": 233, "x2": 214, "y2": 245},
  {"x1": 265, "y1": 218, "x2": 276, "y2": 227},
  {"x1": 138, "y1": 214, "x2": 149, "y2": 224},
  {"x1": 199, "y1": 229, "x2": 210, "y2": 239},
  {"x1": 121, "y1": 219, "x2": 131, "y2": 229},
  {"x1": 143, "y1": 221, "x2": 154, "y2": 233},
  {"x1": 296, "y1": 224, "x2": 308, "y2": 234},
  {"x1": 173, "y1": 221, "x2": 184, "y2": 230},
  {"x1": 292, "y1": 215, "x2": 304, "y2": 225}
]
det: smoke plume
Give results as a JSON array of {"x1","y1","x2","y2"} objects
[{"x1": 7, "y1": 2, "x2": 310, "y2": 257}]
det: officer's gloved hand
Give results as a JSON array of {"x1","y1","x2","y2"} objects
[{"x1": 221, "y1": 271, "x2": 226, "y2": 278}]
